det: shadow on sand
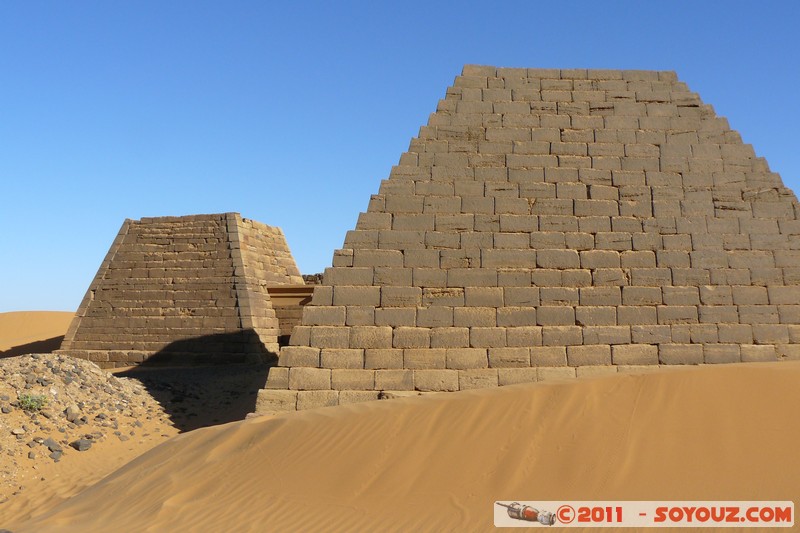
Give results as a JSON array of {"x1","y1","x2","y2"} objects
[
  {"x1": 114, "y1": 330, "x2": 277, "y2": 432},
  {"x1": 0, "y1": 335, "x2": 65, "y2": 358}
]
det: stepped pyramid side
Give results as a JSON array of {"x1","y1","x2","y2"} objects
[
  {"x1": 257, "y1": 66, "x2": 800, "y2": 413},
  {"x1": 59, "y1": 213, "x2": 302, "y2": 367}
]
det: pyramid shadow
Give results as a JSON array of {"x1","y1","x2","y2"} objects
[
  {"x1": 115, "y1": 330, "x2": 278, "y2": 432},
  {"x1": 1, "y1": 335, "x2": 65, "y2": 358}
]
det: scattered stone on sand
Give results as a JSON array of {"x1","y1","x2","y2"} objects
[{"x1": 0, "y1": 353, "x2": 175, "y2": 502}]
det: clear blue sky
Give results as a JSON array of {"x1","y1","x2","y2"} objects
[{"x1": 1, "y1": 1, "x2": 798, "y2": 312}]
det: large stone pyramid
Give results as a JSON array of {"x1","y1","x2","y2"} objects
[
  {"x1": 257, "y1": 66, "x2": 800, "y2": 413},
  {"x1": 58, "y1": 213, "x2": 304, "y2": 367}
]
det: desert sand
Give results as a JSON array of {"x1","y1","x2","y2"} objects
[
  {"x1": 2, "y1": 359, "x2": 797, "y2": 531},
  {"x1": 0, "y1": 311, "x2": 73, "y2": 356}
]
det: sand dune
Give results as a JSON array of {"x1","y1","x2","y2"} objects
[
  {"x1": 12, "y1": 361, "x2": 800, "y2": 532},
  {"x1": 0, "y1": 311, "x2": 73, "y2": 355}
]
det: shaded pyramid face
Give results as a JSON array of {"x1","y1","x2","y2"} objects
[
  {"x1": 59, "y1": 213, "x2": 304, "y2": 367},
  {"x1": 261, "y1": 66, "x2": 800, "y2": 412}
]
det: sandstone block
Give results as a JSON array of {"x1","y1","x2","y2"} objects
[
  {"x1": 503, "y1": 287, "x2": 539, "y2": 307},
  {"x1": 296, "y1": 390, "x2": 339, "y2": 410},
  {"x1": 458, "y1": 369, "x2": 499, "y2": 390},
  {"x1": 732, "y1": 286, "x2": 769, "y2": 305},
  {"x1": 752, "y1": 324, "x2": 789, "y2": 344},
  {"x1": 375, "y1": 308, "x2": 417, "y2": 327},
  {"x1": 375, "y1": 369, "x2": 414, "y2": 390},
  {"x1": 482, "y1": 249, "x2": 536, "y2": 268},
  {"x1": 392, "y1": 327, "x2": 431, "y2": 348},
  {"x1": 657, "y1": 305, "x2": 698, "y2": 324},
  {"x1": 699, "y1": 286, "x2": 732, "y2": 305},
  {"x1": 464, "y1": 287, "x2": 504, "y2": 307},
  {"x1": 617, "y1": 306, "x2": 657, "y2": 325},
  {"x1": 364, "y1": 348, "x2": 403, "y2": 369},
  {"x1": 345, "y1": 306, "x2": 375, "y2": 326},
  {"x1": 498, "y1": 367, "x2": 539, "y2": 386},
  {"x1": 738, "y1": 305, "x2": 779, "y2": 325},
  {"x1": 350, "y1": 326, "x2": 393, "y2": 348},
  {"x1": 414, "y1": 370, "x2": 459, "y2": 392},
  {"x1": 698, "y1": 305, "x2": 739, "y2": 324},
  {"x1": 740, "y1": 344, "x2": 777, "y2": 362},
  {"x1": 338, "y1": 391, "x2": 381, "y2": 405},
  {"x1": 540, "y1": 287, "x2": 579, "y2": 305},
  {"x1": 631, "y1": 325, "x2": 672, "y2": 344},
  {"x1": 662, "y1": 287, "x2": 700, "y2": 306},
  {"x1": 310, "y1": 286, "x2": 333, "y2": 306},
  {"x1": 530, "y1": 346, "x2": 568, "y2": 366},
  {"x1": 622, "y1": 286, "x2": 662, "y2": 305},
  {"x1": 279, "y1": 346, "x2": 320, "y2": 367},
  {"x1": 583, "y1": 325, "x2": 631, "y2": 344},
  {"x1": 488, "y1": 347, "x2": 531, "y2": 367},
  {"x1": 255, "y1": 390, "x2": 297, "y2": 413},
  {"x1": 446, "y1": 348, "x2": 489, "y2": 369},
  {"x1": 580, "y1": 286, "x2": 622, "y2": 306},
  {"x1": 430, "y1": 326, "x2": 469, "y2": 348},
  {"x1": 497, "y1": 307, "x2": 537, "y2": 326},
  {"x1": 612, "y1": 344, "x2": 658, "y2": 365},
  {"x1": 506, "y1": 326, "x2": 543, "y2": 347},
  {"x1": 470, "y1": 327, "x2": 506, "y2": 347},
  {"x1": 289, "y1": 367, "x2": 331, "y2": 390},
  {"x1": 264, "y1": 367, "x2": 289, "y2": 389},
  {"x1": 658, "y1": 344, "x2": 703, "y2": 365},
  {"x1": 768, "y1": 286, "x2": 800, "y2": 305},
  {"x1": 576, "y1": 306, "x2": 616, "y2": 325},
  {"x1": 704, "y1": 344, "x2": 741, "y2": 364},
  {"x1": 454, "y1": 307, "x2": 496, "y2": 327},
  {"x1": 776, "y1": 344, "x2": 800, "y2": 360},
  {"x1": 580, "y1": 250, "x2": 620, "y2": 268},
  {"x1": 331, "y1": 369, "x2": 375, "y2": 391},
  {"x1": 301, "y1": 306, "x2": 346, "y2": 326},
  {"x1": 310, "y1": 326, "x2": 350, "y2": 349},
  {"x1": 542, "y1": 326, "x2": 583, "y2": 346},
  {"x1": 567, "y1": 345, "x2": 611, "y2": 366},
  {"x1": 423, "y1": 287, "x2": 464, "y2": 307},
  {"x1": 381, "y1": 286, "x2": 422, "y2": 307},
  {"x1": 537, "y1": 249, "x2": 580, "y2": 268},
  {"x1": 537, "y1": 306, "x2": 575, "y2": 325},
  {"x1": 416, "y1": 306, "x2": 454, "y2": 327},
  {"x1": 404, "y1": 348, "x2": 446, "y2": 369},
  {"x1": 323, "y1": 267, "x2": 374, "y2": 286},
  {"x1": 320, "y1": 349, "x2": 365, "y2": 369},
  {"x1": 717, "y1": 324, "x2": 753, "y2": 344}
]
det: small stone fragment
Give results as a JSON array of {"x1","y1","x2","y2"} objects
[
  {"x1": 43, "y1": 438, "x2": 63, "y2": 452},
  {"x1": 69, "y1": 438, "x2": 92, "y2": 452}
]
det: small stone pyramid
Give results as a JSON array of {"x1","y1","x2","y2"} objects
[
  {"x1": 58, "y1": 213, "x2": 304, "y2": 367},
  {"x1": 257, "y1": 66, "x2": 800, "y2": 413}
]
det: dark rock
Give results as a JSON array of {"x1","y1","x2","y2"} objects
[
  {"x1": 49, "y1": 450, "x2": 62, "y2": 461},
  {"x1": 1, "y1": 405, "x2": 11, "y2": 414},
  {"x1": 43, "y1": 438, "x2": 63, "y2": 452},
  {"x1": 69, "y1": 438, "x2": 92, "y2": 452}
]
